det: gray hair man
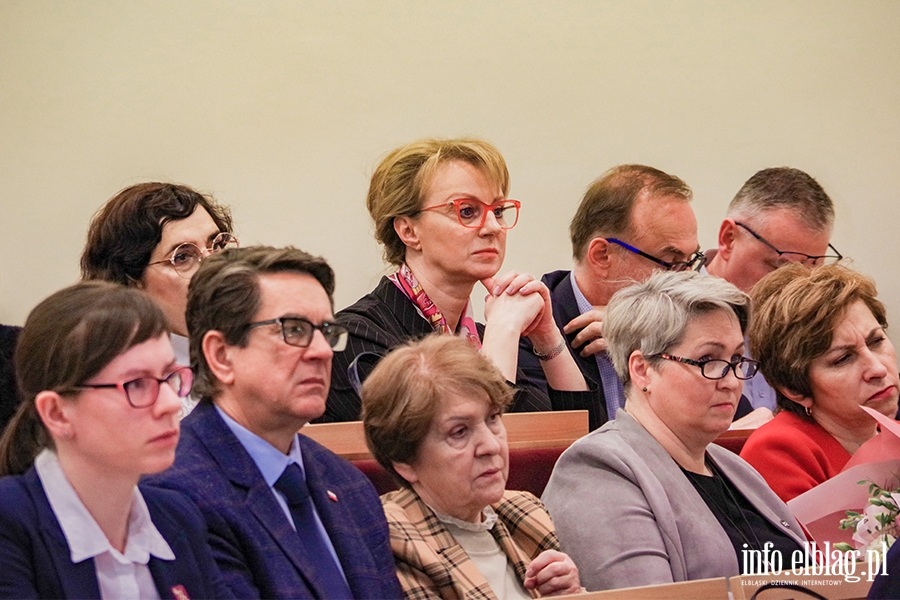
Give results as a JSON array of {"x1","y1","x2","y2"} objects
[{"x1": 704, "y1": 167, "x2": 840, "y2": 411}]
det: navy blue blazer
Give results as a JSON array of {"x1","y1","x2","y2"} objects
[
  {"x1": 145, "y1": 400, "x2": 402, "y2": 599},
  {"x1": 323, "y1": 275, "x2": 601, "y2": 423},
  {"x1": 0, "y1": 467, "x2": 228, "y2": 599},
  {"x1": 518, "y1": 270, "x2": 610, "y2": 430}
]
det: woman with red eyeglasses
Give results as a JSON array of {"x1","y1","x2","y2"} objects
[
  {"x1": 0, "y1": 282, "x2": 228, "y2": 599},
  {"x1": 81, "y1": 182, "x2": 238, "y2": 416},
  {"x1": 323, "y1": 137, "x2": 598, "y2": 423}
]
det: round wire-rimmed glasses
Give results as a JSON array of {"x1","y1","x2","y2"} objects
[
  {"x1": 68, "y1": 366, "x2": 193, "y2": 408},
  {"x1": 419, "y1": 199, "x2": 521, "y2": 229},
  {"x1": 148, "y1": 232, "x2": 240, "y2": 278},
  {"x1": 652, "y1": 353, "x2": 759, "y2": 380}
]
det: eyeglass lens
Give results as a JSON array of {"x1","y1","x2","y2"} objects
[
  {"x1": 169, "y1": 232, "x2": 239, "y2": 274},
  {"x1": 701, "y1": 359, "x2": 758, "y2": 380},
  {"x1": 669, "y1": 253, "x2": 705, "y2": 272},
  {"x1": 124, "y1": 368, "x2": 193, "y2": 407},
  {"x1": 456, "y1": 200, "x2": 519, "y2": 229},
  {"x1": 280, "y1": 317, "x2": 349, "y2": 351}
]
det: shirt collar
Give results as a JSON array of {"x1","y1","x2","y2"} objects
[
  {"x1": 214, "y1": 405, "x2": 304, "y2": 486},
  {"x1": 569, "y1": 272, "x2": 596, "y2": 316},
  {"x1": 170, "y1": 333, "x2": 190, "y2": 367},
  {"x1": 35, "y1": 449, "x2": 174, "y2": 564}
]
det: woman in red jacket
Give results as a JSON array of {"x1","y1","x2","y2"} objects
[{"x1": 741, "y1": 263, "x2": 899, "y2": 501}]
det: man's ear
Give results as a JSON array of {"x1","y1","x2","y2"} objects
[
  {"x1": 34, "y1": 391, "x2": 73, "y2": 441},
  {"x1": 393, "y1": 217, "x2": 421, "y2": 252},
  {"x1": 585, "y1": 237, "x2": 613, "y2": 277},
  {"x1": 392, "y1": 461, "x2": 419, "y2": 485},
  {"x1": 717, "y1": 219, "x2": 738, "y2": 260},
  {"x1": 203, "y1": 330, "x2": 237, "y2": 386}
]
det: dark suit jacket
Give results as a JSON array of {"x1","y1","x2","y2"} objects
[
  {"x1": 323, "y1": 276, "x2": 600, "y2": 423},
  {"x1": 0, "y1": 324, "x2": 22, "y2": 436},
  {"x1": 145, "y1": 400, "x2": 402, "y2": 599},
  {"x1": 0, "y1": 467, "x2": 227, "y2": 599},
  {"x1": 518, "y1": 271, "x2": 609, "y2": 430}
]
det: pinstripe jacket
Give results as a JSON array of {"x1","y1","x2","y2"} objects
[
  {"x1": 382, "y1": 487, "x2": 559, "y2": 600},
  {"x1": 322, "y1": 276, "x2": 602, "y2": 423}
]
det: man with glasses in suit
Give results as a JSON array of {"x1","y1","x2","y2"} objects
[
  {"x1": 520, "y1": 164, "x2": 702, "y2": 430},
  {"x1": 704, "y1": 167, "x2": 840, "y2": 412},
  {"x1": 146, "y1": 245, "x2": 401, "y2": 599}
]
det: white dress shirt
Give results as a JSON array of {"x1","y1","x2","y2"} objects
[{"x1": 35, "y1": 449, "x2": 175, "y2": 600}]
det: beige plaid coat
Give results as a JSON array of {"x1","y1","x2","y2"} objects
[{"x1": 381, "y1": 487, "x2": 561, "y2": 600}]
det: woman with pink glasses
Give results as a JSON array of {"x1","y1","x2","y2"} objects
[
  {"x1": 323, "y1": 137, "x2": 597, "y2": 422},
  {"x1": 0, "y1": 282, "x2": 227, "y2": 598}
]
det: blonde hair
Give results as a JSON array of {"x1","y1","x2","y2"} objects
[{"x1": 367, "y1": 138, "x2": 509, "y2": 265}]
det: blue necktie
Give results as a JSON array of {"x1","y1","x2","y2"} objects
[{"x1": 274, "y1": 463, "x2": 352, "y2": 599}]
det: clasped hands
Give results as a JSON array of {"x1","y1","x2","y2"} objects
[
  {"x1": 481, "y1": 271, "x2": 558, "y2": 351},
  {"x1": 482, "y1": 271, "x2": 608, "y2": 357}
]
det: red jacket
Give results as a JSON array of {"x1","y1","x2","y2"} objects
[{"x1": 740, "y1": 410, "x2": 850, "y2": 502}]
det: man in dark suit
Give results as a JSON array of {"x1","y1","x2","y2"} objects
[
  {"x1": 146, "y1": 246, "x2": 402, "y2": 599},
  {"x1": 519, "y1": 165, "x2": 702, "y2": 430}
]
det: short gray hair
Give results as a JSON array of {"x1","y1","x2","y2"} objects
[
  {"x1": 604, "y1": 271, "x2": 750, "y2": 390},
  {"x1": 727, "y1": 167, "x2": 835, "y2": 231}
]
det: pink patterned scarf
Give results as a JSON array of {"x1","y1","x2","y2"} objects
[{"x1": 388, "y1": 263, "x2": 482, "y2": 348}]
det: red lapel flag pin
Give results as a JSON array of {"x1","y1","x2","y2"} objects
[
  {"x1": 327, "y1": 490, "x2": 338, "y2": 502},
  {"x1": 171, "y1": 585, "x2": 190, "y2": 600}
]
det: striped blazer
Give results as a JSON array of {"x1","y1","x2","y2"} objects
[
  {"x1": 322, "y1": 276, "x2": 601, "y2": 423},
  {"x1": 382, "y1": 487, "x2": 560, "y2": 600}
]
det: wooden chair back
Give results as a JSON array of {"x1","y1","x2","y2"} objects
[{"x1": 302, "y1": 410, "x2": 589, "y2": 461}]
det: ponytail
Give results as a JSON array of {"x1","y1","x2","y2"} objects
[{"x1": 0, "y1": 399, "x2": 49, "y2": 476}]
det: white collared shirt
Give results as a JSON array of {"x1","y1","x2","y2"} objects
[{"x1": 35, "y1": 450, "x2": 174, "y2": 600}]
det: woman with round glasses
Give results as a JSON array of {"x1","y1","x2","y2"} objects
[
  {"x1": 324, "y1": 137, "x2": 596, "y2": 422},
  {"x1": 740, "y1": 264, "x2": 899, "y2": 502},
  {"x1": 81, "y1": 182, "x2": 237, "y2": 415},
  {"x1": 542, "y1": 271, "x2": 806, "y2": 591},
  {"x1": 0, "y1": 282, "x2": 227, "y2": 598}
]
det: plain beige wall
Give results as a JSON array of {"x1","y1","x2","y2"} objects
[{"x1": 1, "y1": 1, "x2": 898, "y2": 346}]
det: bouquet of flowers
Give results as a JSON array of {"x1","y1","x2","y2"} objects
[{"x1": 835, "y1": 480, "x2": 900, "y2": 555}]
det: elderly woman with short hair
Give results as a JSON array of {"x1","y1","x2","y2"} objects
[
  {"x1": 740, "y1": 264, "x2": 899, "y2": 501},
  {"x1": 362, "y1": 334, "x2": 581, "y2": 599},
  {"x1": 542, "y1": 271, "x2": 806, "y2": 591}
]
